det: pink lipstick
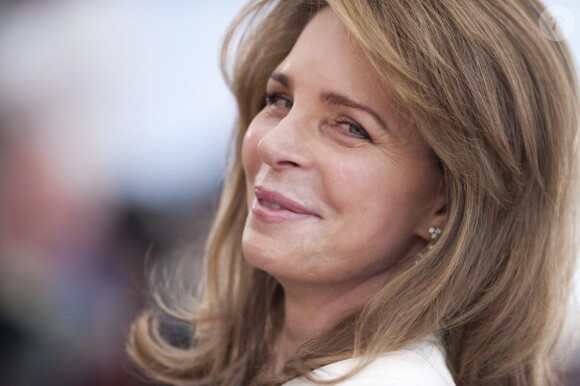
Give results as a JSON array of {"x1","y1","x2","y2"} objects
[{"x1": 251, "y1": 186, "x2": 320, "y2": 222}]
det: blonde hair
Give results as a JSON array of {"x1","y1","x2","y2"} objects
[{"x1": 128, "y1": 1, "x2": 580, "y2": 385}]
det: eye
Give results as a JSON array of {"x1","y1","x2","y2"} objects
[
  {"x1": 265, "y1": 92, "x2": 293, "y2": 110},
  {"x1": 336, "y1": 119, "x2": 371, "y2": 141}
]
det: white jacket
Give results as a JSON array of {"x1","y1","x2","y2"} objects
[{"x1": 283, "y1": 335, "x2": 456, "y2": 385}]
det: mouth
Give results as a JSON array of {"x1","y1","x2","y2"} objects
[{"x1": 251, "y1": 186, "x2": 320, "y2": 222}]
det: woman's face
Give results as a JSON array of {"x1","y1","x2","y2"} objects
[{"x1": 241, "y1": 8, "x2": 446, "y2": 286}]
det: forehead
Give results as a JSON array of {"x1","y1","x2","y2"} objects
[{"x1": 275, "y1": 8, "x2": 384, "y2": 98}]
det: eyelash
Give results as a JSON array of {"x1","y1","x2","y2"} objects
[
  {"x1": 264, "y1": 92, "x2": 372, "y2": 141},
  {"x1": 265, "y1": 92, "x2": 293, "y2": 110}
]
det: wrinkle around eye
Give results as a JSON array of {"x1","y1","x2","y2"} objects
[{"x1": 262, "y1": 106, "x2": 289, "y2": 120}]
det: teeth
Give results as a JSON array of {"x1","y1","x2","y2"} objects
[{"x1": 261, "y1": 200, "x2": 284, "y2": 210}]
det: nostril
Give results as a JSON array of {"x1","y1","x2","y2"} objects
[{"x1": 277, "y1": 160, "x2": 299, "y2": 167}]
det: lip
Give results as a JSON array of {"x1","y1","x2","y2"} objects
[{"x1": 251, "y1": 186, "x2": 320, "y2": 222}]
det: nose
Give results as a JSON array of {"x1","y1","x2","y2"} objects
[{"x1": 256, "y1": 113, "x2": 314, "y2": 170}]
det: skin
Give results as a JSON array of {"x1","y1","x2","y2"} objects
[{"x1": 240, "y1": 8, "x2": 447, "y2": 371}]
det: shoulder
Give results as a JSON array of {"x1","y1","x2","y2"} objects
[{"x1": 283, "y1": 335, "x2": 456, "y2": 386}]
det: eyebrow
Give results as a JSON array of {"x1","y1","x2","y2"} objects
[
  {"x1": 269, "y1": 71, "x2": 390, "y2": 132},
  {"x1": 320, "y1": 91, "x2": 389, "y2": 131},
  {"x1": 270, "y1": 72, "x2": 291, "y2": 89}
]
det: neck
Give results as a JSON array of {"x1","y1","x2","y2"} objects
[
  {"x1": 273, "y1": 272, "x2": 393, "y2": 372},
  {"x1": 270, "y1": 240, "x2": 424, "y2": 373}
]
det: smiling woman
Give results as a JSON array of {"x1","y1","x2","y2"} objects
[
  {"x1": 127, "y1": 1, "x2": 580, "y2": 385},
  {"x1": 241, "y1": 13, "x2": 448, "y2": 373}
]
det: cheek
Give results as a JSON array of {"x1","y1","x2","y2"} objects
[
  {"x1": 356, "y1": 152, "x2": 431, "y2": 197},
  {"x1": 324, "y1": 155, "x2": 397, "y2": 215},
  {"x1": 326, "y1": 153, "x2": 430, "y2": 228}
]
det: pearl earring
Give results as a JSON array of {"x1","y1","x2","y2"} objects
[
  {"x1": 415, "y1": 226, "x2": 442, "y2": 263},
  {"x1": 428, "y1": 226, "x2": 442, "y2": 240}
]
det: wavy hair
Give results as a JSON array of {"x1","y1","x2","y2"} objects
[{"x1": 128, "y1": 1, "x2": 580, "y2": 385}]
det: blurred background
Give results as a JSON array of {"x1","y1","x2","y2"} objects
[{"x1": 0, "y1": 0, "x2": 578, "y2": 385}]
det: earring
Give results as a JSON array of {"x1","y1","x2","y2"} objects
[
  {"x1": 414, "y1": 226, "x2": 442, "y2": 263},
  {"x1": 428, "y1": 226, "x2": 442, "y2": 240}
]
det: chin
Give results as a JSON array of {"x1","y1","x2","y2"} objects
[
  {"x1": 241, "y1": 229, "x2": 301, "y2": 279},
  {"x1": 242, "y1": 228, "x2": 279, "y2": 266}
]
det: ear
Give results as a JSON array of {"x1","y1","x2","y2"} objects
[{"x1": 414, "y1": 179, "x2": 447, "y2": 243}]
